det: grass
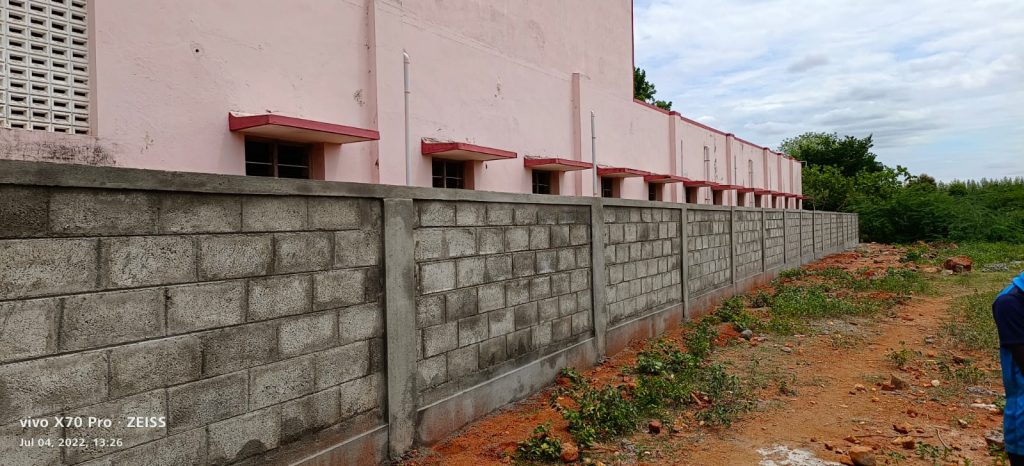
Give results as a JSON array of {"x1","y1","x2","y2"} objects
[
  {"x1": 943, "y1": 290, "x2": 1001, "y2": 354},
  {"x1": 904, "y1": 241, "x2": 1024, "y2": 268}
]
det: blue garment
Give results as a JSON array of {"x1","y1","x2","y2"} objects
[{"x1": 995, "y1": 272, "x2": 1024, "y2": 455}]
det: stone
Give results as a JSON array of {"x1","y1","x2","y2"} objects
[
  {"x1": 0, "y1": 351, "x2": 108, "y2": 424},
  {"x1": 741, "y1": 329, "x2": 754, "y2": 340},
  {"x1": 249, "y1": 274, "x2": 313, "y2": 320},
  {"x1": 986, "y1": 430, "x2": 1005, "y2": 449},
  {"x1": 159, "y1": 193, "x2": 241, "y2": 233},
  {"x1": 308, "y1": 197, "x2": 368, "y2": 230},
  {"x1": 280, "y1": 388, "x2": 341, "y2": 442},
  {"x1": 419, "y1": 261, "x2": 456, "y2": 294},
  {"x1": 167, "y1": 372, "x2": 248, "y2": 433},
  {"x1": 0, "y1": 185, "x2": 48, "y2": 237},
  {"x1": 314, "y1": 269, "x2": 369, "y2": 310},
  {"x1": 274, "y1": 232, "x2": 332, "y2": 273},
  {"x1": 0, "y1": 238, "x2": 98, "y2": 300},
  {"x1": 200, "y1": 323, "x2": 278, "y2": 376},
  {"x1": 49, "y1": 189, "x2": 157, "y2": 235},
  {"x1": 242, "y1": 197, "x2": 306, "y2": 231},
  {"x1": 249, "y1": 356, "x2": 315, "y2": 409},
  {"x1": 338, "y1": 303, "x2": 383, "y2": 345},
  {"x1": 338, "y1": 373, "x2": 383, "y2": 417},
  {"x1": 648, "y1": 420, "x2": 662, "y2": 434},
  {"x1": 892, "y1": 423, "x2": 910, "y2": 434},
  {"x1": 61, "y1": 288, "x2": 165, "y2": 351},
  {"x1": 279, "y1": 311, "x2": 337, "y2": 357},
  {"x1": 207, "y1": 407, "x2": 282, "y2": 464},
  {"x1": 197, "y1": 234, "x2": 273, "y2": 279},
  {"x1": 166, "y1": 280, "x2": 246, "y2": 334},
  {"x1": 891, "y1": 436, "x2": 916, "y2": 449},
  {"x1": 890, "y1": 374, "x2": 910, "y2": 390},
  {"x1": 101, "y1": 236, "x2": 196, "y2": 287},
  {"x1": 561, "y1": 442, "x2": 579, "y2": 463},
  {"x1": 64, "y1": 390, "x2": 167, "y2": 462},
  {"x1": 109, "y1": 336, "x2": 201, "y2": 398},
  {"x1": 942, "y1": 256, "x2": 973, "y2": 273},
  {"x1": 0, "y1": 298, "x2": 58, "y2": 363},
  {"x1": 848, "y1": 445, "x2": 875, "y2": 466},
  {"x1": 314, "y1": 341, "x2": 370, "y2": 389}
]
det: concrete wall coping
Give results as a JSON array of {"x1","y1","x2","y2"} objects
[{"x1": 0, "y1": 160, "x2": 813, "y2": 214}]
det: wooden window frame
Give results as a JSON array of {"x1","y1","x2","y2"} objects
[{"x1": 244, "y1": 138, "x2": 324, "y2": 180}]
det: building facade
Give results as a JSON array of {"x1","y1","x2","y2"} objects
[{"x1": 0, "y1": 0, "x2": 802, "y2": 207}]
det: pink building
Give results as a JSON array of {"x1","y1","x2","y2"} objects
[{"x1": 0, "y1": 0, "x2": 802, "y2": 208}]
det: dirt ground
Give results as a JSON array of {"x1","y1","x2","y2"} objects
[{"x1": 404, "y1": 245, "x2": 1010, "y2": 466}]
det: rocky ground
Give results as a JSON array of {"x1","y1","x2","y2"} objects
[{"x1": 403, "y1": 244, "x2": 1016, "y2": 466}]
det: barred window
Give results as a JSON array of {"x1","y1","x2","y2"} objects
[{"x1": 1, "y1": 0, "x2": 90, "y2": 134}]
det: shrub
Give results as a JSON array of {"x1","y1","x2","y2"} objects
[{"x1": 516, "y1": 423, "x2": 563, "y2": 461}]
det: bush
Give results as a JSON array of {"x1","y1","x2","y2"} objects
[{"x1": 516, "y1": 423, "x2": 563, "y2": 461}]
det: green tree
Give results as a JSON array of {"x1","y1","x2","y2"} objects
[
  {"x1": 778, "y1": 132, "x2": 883, "y2": 177},
  {"x1": 633, "y1": 67, "x2": 673, "y2": 111}
]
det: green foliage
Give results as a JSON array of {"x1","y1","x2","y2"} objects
[
  {"x1": 684, "y1": 318, "x2": 716, "y2": 359},
  {"x1": 930, "y1": 242, "x2": 1024, "y2": 267},
  {"x1": 763, "y1": 284, "x2": 878, "y2": 334},
  {"x1": 887, "y1": 347, "x2": 914, "y2": 369},
  {"x1": 780, "y1": 130, "x2": 1024, "y2": 244},
  {"x1": 516, "y1": 422, "x2": 563, "y2": 462},
  {"x1": 779, "y1": 132, "x2": 883, "y2": 177},
  {"x1": 633, "y1": 67, "x2": 673, "y2": 111},
  {"x1": 561, "y1": 383, "x2": 640, "y2": 448},
  {"x1": 943, "y1": 290, "x2": 1001, "y2": 354}
]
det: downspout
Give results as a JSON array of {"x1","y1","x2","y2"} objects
[
  {"x1": 591, "y1": 111, "x2": 598, "y2": 197},
  {"x1": 403, "y1": 50, "x2": 411, "y2": 186}
]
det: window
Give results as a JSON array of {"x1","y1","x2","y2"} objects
[
  {"x1": 1, "y1": 0, "x2": 90, "y2": 134},
  {"x1": 685, "y1": 186, "x2": 699, "y2": 204},
  {"x1": 712, "y1": 189, "x2": 724, "y2": 206},
  {"x1": 432, "y1": 159, "x2": 466, "y2": 189},
  {"x1": 600, "y1": 177, "x2": 616, "y2": 198},
  {"x1": 532, "y1": 171, "x2": 552, "y2": 195},
  {"x1": 245, "y1": 139, "x2": 313, "y2": 179},
  {"x1": 647, "y1": 183, "x2": 662, "y2": 201}
]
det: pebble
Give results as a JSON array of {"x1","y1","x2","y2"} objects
[
  {"x1": 848, "y1": 446, "x2": 875, "y2": 466},
  {"x1": 781, "y1": 347, "x2": 793, "y2": 353},
  {"x1": 930, "y1": 379, "x2": 941, "y2": 387}
]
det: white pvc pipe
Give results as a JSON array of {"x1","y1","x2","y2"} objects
[
  {"x1": 403, "y1": 51, "x2": 411, "y2": 186},
  {"x1": 591, "y1": 111, "x2": 598, "y2": 197}
]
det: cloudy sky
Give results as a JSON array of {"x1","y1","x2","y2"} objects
[{"x1": 633, "y1": 0, "x2": 1024, "y2": 181}]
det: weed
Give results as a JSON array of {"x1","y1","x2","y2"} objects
[
  {"x1": 748, "y1": 289, "x2": 773, "y2": 308},
  {"x1": 560, "y1": 367, "x2": 584, "y2": 385},
  {"x1": 937, "y1": 360, "x2": 986, "y2": 387},
  {"x1": 684, "y1": 319, "x2": 716, "y2": 359},
  {"x1": 887, "y1": 450, "x2": 908, "y2": 465},
  {"x1": 944, "y1": 290, "x2": 1001, "y2": 354},
  {"x1": 561, "y1": 383, "x2": 640, "y2": 447},
  {"x1": 915, "y1": 441, "x2": 952, "y2": 465},
  {"x1": 778, "y1": 268, "x2": 807, "y2": 280},
  {"x1": 887, "y1": 347, "x2": 914, "y2": 369},
  {"x1": 763, "y1": 284, "x2": 877, "y2": 334},
  {"x1": 516, "y1": 422, "x2": 562, "y2": 462}
]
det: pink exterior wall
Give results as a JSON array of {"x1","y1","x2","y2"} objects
[{"x1": 0, "y1": 0, "x2": 802, "y2": 204}]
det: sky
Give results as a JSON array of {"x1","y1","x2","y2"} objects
[{"x1": 633, "y1": 0, "x2": 1024, "y2": 181}]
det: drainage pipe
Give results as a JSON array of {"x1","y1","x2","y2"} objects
[
  {"x1": 403, "y1": 51, "x2": 411, "y2": 186},
  {"x1": 591, "y1": 111, "x2": 598, "y2": 197}
]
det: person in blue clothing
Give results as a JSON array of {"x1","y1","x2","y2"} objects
[{"x1": 994, "y1": 271, "x2": 1024, "y2": 465}]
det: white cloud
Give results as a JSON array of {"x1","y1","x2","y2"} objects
[{"x1": 634, "y1": 0, "x2": 1024, "y2": 180}]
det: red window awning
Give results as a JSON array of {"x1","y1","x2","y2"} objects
[
  {"x1": 421, "y1": 140, "x2": 517, "y2": 162},
  {"x1": 597, "y1": 167, "x2": 651, "y2": 178},
  {"x1": 524, "y1": 157, "x2": 593, "y2": 171},
  {"x1": 736, "y1": 186, "x2": 756, "y2": 193},
  {"x1": 643, "y1": 174, "x2": 690, "y2": 184},
  {"x1": 228, "y1": 113, "x2": 379, "y2": 144}
]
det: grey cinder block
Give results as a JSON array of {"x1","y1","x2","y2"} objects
[
  {"x1": 64, "y1": 390, "x2": 167, "y2": 463},
  {"x1": 418, "y1": 201, "x2": 456, "y2": 227},
  {"x1": 422, "y1": 322, "x2": 457, "y2": 358},
  {"x1": 61, "y1": 288, "x2": 165, "y2": 351},
  {"x1": 308, "y1": 197, "x2": 368, "y2": 231},
  {"x1": 313, "y1": 341, "x2": 370, "y2": 390},
  {"x1": 418, "y1": 261, "x2": 456, "y2": 294},
  {"x1": 417, "y1": 355, "x2": 447, "y2": 389},
  {"x1": 206, "y1": 406, "x2": 282, "y2": 464},
  {"x1": 249, "y1": 356, "x2": 315, "y2": 409},
  {"x1": 335, "y1": 229, "x2": 381, "y2": 267},
  {"x1": 0, "y1": 298, "x2": 58, "y2": 363},
  {"x1": 314, "y1": 269, "x2": 368, "y2": 311},
  {"x1": 197, "y1": 234, "x2": 272, "y2": 280},
  {"x1": 168, "y1": 371, "x2": 248, "y2": 433},
  {"x1": 0, "y1": 185, "x2": 48, "y2": 238},
  {"x1": 279, "y1": 311, "x2": 338, "y2": 357},
  {"x1": 242, "y1": 197, "x2": 307, "y2": 231},
  {"x1": 338, "y1": 303, "x2": 383, "y2": 345},
  {"x1": 444, "y1": 288, "x2": 478, "y2": 321},
  {"x1": 274, "y1": 232, "x2": 332, "y2": 273},
  {"x1": 49, "y1": 189, "x2": 157, "y2": 236},
  {"x1": 167, "y1": 280, "x2": 246, "y2": 334},
  {"x1": 281, "y1": 388, "x2": 341, "y2": 442},
  {"x1": 200, "y1": 323, "x2": 278, "y2": 376},
  {"x1": 0, "y1": 351, "x2": 108, "y2": 424},
  {"x1": 109, "y1": 335, "x2": 201, "y2": 398},
  {"x1": 458, "y1": 314, "x2": 488, "y2": 347},
  {"x1": 446, "y1": 345, "x2": 479, "y2": 379},
  {"x1": 101, "y1": 236, "x2": 196, "y2": 288},
  {"x1": 249, "y1": 274, "x2": 313, "y2": 321},
  {"x1": 0, "y1": 238, "x2": 97, "y2": 300},
  {"x1": 159, "y1": 193, "x2": 241, "y2": 233}
]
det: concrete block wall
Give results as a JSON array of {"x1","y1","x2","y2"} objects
[
  {"x1": 733, "y1": 209, "x2": 764, "y2": 280},
  {"x1": 0, "y1": 184, "x2": 386, "y2": 466},
  {"x1": 412, "y1": 201, "x2": 593, "y2": 406},
  {"x1": 800, "y1": 212, "x2": 815, "y2": 259},
  {"x1": 686, "y1": 208, "x2": 733, "y2": 295},
  {"x1": 602, "y1": 206, "x2": 682, "y2": 326},
  {"x1": 0, "y1": 160, "x2": 859, "y2": 465}
]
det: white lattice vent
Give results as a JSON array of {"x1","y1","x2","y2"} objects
[{"x1": 1, "y1": 0, "x2": 89, "y2": 134}]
